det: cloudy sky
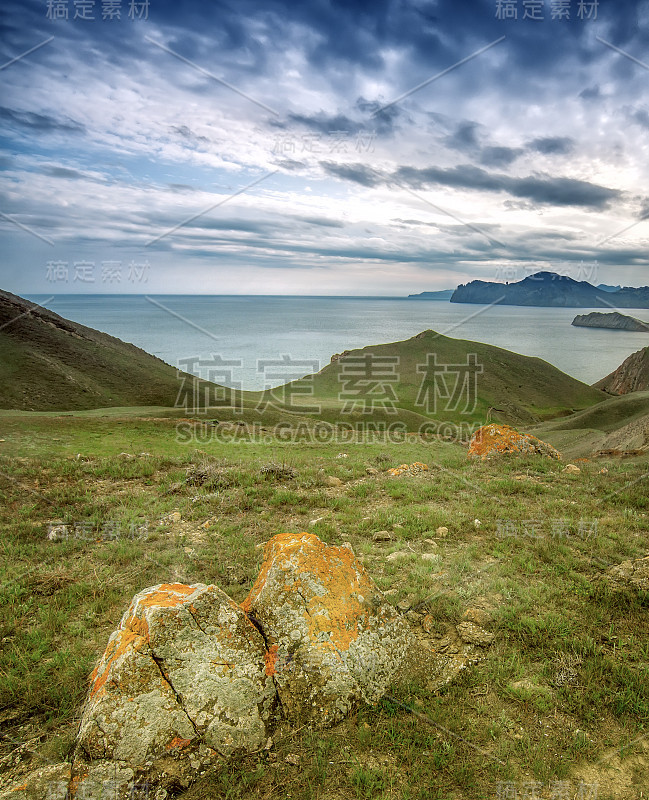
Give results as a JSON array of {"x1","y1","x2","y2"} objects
[{"x1": 1, "y1": 0, "x2": 648, "y2": 295}]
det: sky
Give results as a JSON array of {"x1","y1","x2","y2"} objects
[{"x1": 1, "y1": 0, "x2": 649, "y2": 296}]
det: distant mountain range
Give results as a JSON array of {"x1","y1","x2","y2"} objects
[
  {"x1": 407, "y1": 289, "x2": 455, "y2": 300},
  {"x1": 450, "y1": 272, "x2": 649, "y2": 308}
]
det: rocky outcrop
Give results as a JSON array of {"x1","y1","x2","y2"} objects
[
  {"x1": 242, "y1": 533, "x2": 413, "y2": 726},
  {"x1": 572, "y1": 312, "x2": 649, "y2": 332},
  {"x1": 330, "y1": 350, "x2": 351, "y2": 363},
  {"x1": 2, "y1": 535, "x2": 415, "y2": 799},
  {"x1": 468, "y1": 424, "x2": 561, "y2": 460},
  {"x1": 594, "y1": 347, "x2": 649, "y2": 394},
  {"x1": 451, "y1": 271, "x2": 649, "y2": 308}
]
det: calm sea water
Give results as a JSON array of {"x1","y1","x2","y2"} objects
[{"x1": 28, "y1": 295, "x2": 649, "y2": 390}]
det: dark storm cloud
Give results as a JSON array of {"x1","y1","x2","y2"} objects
[
  {"x1": 272, "y1": 99, "x2": 401, "y2": 139},
  {"x1": 398, "y1": 164, "x2": 620, "y2": 208},
  {"x1": 321, "y1": 161, "x2": 383, "y2": 187},
  {"x1": 626, "y1": 107, "x2": 649, "y2": 129},
  {"x1": 527, "y1": 137, "x2": 575, "y2": 156},
  {"x1": 293, "y1": 215, "x2": 345, "y2": 228},
  {"x1": 323, "y1": 160, "x2": 621, "y2": 209},
  {"x1": 445, "y1": 121, "x2": 480, "y2": 153},
  {"x1": 0, "y1": 107, "x2": 86, "y2": 134},
  {"x1": 579, "y1": 85, "x2": 601, "y2": 101},
  {"x1": 169, "y1": 125, "x2": 210, "y2": 144},
  {"x1": 479, "y1": 146, "x2": 524, "y2": 167}
]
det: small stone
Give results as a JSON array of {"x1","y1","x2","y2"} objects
[
  {"x1": 366, "y1": 467, "x2": 379, "y2": 475},
  {"x1": 201, "y1": 520, "x2": 211, "y2": 529},
  {"x1": 325, "y1": 476, "x2": 343, "y2": 487},
  {"x1": 562, "y1": 464, "x2": 581, "y2": 474},
  {"x1": 397, "y1": 599, "x2": 411, "y2": 612},
  {"x1": 423, "y1": 539, "x2": 438, "y2": 548},
  {"x1": 474, "y1": 519, "x2": 481, "y2": 529},
  {"x1": 462, "y1": 607, "x2": 492, "y2": 627},
  {"x1": 393, "y1": 523, "x2": 404, "y2": 529},
  {"x1": 421, "y1": 614, "x2": 435, "y2": 634},
  {"x1": 456, "y1": 621, "x2": 494, "y2": 646},
  {"x1": 422, "y1": 553, "x2": 440, "y2": 563},
  {"x1": 169, "y1": 511, "x2": 182, "y2": 523},
  {"x1": 372, "y1": 530, "x2": 392, "y2": 542},
  {"x1": 335, "y1": 453, "x2": 348, "y2": 459},
  {"x1": 47, "y1": 525, "x2": 68, "y2": 542},
  {"x1": 600, "y1": 467, "x2": 608, "y2": 474},
  {"x1": 436, "y1": 526, "x2": 449, "y2": 537},
  {"x1": 386, "y1": 550, "x2": 409, "y2": 562}
]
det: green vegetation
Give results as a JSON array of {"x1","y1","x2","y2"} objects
[
  {"x1": 1, "y1": 410, "x2": 647, "y2": 798},
  {"x1": 1, "y1": 291, "x2": 606, "y2": 426},
  {"x1": 267, "y1": 329, "x2": 606, "y2": 428},
  {"x1": 0, "y1": 290, "x2": 217, "y2": 411}
]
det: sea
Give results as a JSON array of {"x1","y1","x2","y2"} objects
[{"x1": 27, "y1": 294, "x2": 649, "y2": 391}]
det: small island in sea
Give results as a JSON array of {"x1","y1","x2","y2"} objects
[{"x1": 572, "y1": 311, "x2": 649, "y2": 332}]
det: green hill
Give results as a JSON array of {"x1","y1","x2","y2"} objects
[
  {"x1": 254, "y1": 329, "x2": 606, "y2": 428},
  {"x1": 0, "y1": 290, "x2": 219, "y2": 411},
  {"x1": 528, "y1": 391, "x2": 649, "y2": 459}
]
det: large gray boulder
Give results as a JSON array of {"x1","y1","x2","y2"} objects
[
  {"x1": 242, "y1": 532, "x2": 413, "y2": 726},
  {"x1": 76, "y1": 582, "x2": 276, "y2": 792}
]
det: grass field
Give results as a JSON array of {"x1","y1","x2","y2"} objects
[{"x1": 0, "y1": 409, "x2": 647, "y2": 799}]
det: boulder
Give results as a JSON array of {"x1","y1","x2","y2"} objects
[
  {"x1": 468, "y1": 424, "x2": 561, "y2": 460},
  {"x1": 76, "y1": 582, "x2": 276, "y2": 784},
  {"x1": 242, "y1": 533, "x2": 413, "y2": 726}
]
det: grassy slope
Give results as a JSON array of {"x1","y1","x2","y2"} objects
[
  {"x1": 0, "y1": 290, "x2": 219, "y2": 411},
  {"x1": 530, "y1": 392, "x2": 649, "y2": 459},
  {"x1": 263, "y1": 329, "x2": 606, "y2": 427},
  {"x1": 0, "y1": 411, "x2": 647, "y2": 799},
  {"x1": 0, "y1": 293, "x2": 604, "y2": 427}
]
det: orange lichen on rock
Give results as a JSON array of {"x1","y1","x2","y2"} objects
[
  {"x1": 244, "y1": 532, "x2": 375, "y2": 652},
  {"x1": 387, "y1": 462, "x2": 429, "y2": 476},
  {"x1": 264, "y1": 644, "x2": 279, "y2": 676},
  {"x1": 89, "y1": 628, "x2": 145, "y2": 699},
  {"x1": 166, "y1": 737, "x2": 192, "y2": 751},
  {"x1": 468, "y1": 424, "x2": 561, "y2": 461},
  {"x1": 137, "y1": 583, "x2": 196, "y2": 608},
  {"x1": 242, "y1": 532, "x2": 412, "y2": 726}
]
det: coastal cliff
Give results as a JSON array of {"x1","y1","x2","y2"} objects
[{"x1": 594, "y1": 347, "x2": 649, "y2": 394}]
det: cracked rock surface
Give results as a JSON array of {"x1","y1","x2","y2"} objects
[
  {"x1": 242, "y1": 532, "x2": 413, "y2": 727},
  {"x1": 76, "y1": 582, "x2": 276, "y2": 788}
]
